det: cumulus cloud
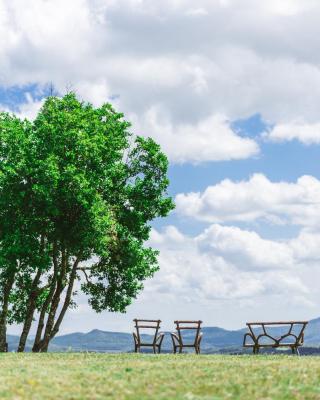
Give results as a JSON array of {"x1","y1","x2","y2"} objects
[
  {"x1": 0, "y1": 92, "x2": 44, "y2": 120},
  {"x1": 3, "y1": 0, "x2": 320, "y2": 162},
  {"x1": 265, "y1": 121, "x2": 320, "y2": 144},
  {"x1": 290, "y1": 230, "x2": 320, "y2": 263},
  {"x1": 197, "y1": 224, "x2": 294, "y2": 270},
  {"x1": 9, "y1": 222, "x2": 315, "y2": 334},
  {"x1": 130, "y1": 108, "x2": 259, "y2": 163},
  {"x1": 175, "y1": 173, "x2": 320, "y2": 226},
  {"x1": 3, "y1": 0, "x2": 320, "y2": 332},
  {"x1": 14, "y1": 94, "x2": 44, "y2": 120},
  {"x1": 146, "y1": 224, "x2": 309, "y2": 304}
]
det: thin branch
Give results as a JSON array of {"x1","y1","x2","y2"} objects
[{"x1": 80, "y1": 268, "x2": 91, "y2": 284}]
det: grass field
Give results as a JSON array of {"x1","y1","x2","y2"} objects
[{"x1": 0, "y1": 353, "x2": 320, "y2": 399}]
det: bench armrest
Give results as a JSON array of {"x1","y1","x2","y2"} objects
[
  {"x1": 171, "y1": 332, "x2": 181, "y2": 346},
  {"x1": 156, "y1": 332, "x2": 165, "y2": 346},
  {"x1": 243, "y1": 332, "x2": 256, "y2": 347},
  {"x1": 299, "y1": 332, "x2": 304, "y2": 345}
]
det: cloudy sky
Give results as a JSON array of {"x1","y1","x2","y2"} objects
[{"x1": 2, "y1": 0, "x2": 320, "y2": 334}]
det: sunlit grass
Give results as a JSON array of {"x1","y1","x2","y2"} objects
[{"x1": 0, "y1": 353, "x2": 319, "y2": 399}]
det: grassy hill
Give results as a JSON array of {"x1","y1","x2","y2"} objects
[{"x1": 0, "y1": 353, "x2": 319, "y2": 399}]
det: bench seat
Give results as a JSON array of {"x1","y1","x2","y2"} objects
[{"x1": 243, "y1": 321, "x2": 308, "y2": 355}]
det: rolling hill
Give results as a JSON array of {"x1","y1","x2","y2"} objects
[{"x1": 6, "y1": 317, "x2": 320, "y2": 353}]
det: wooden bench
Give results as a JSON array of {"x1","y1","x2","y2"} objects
[
  {"x1": 243, "y1": 321, "x2": 308, "y2": 355},
  {"x1": 171, "y1": 320, "x2": 203, "y2": 354},
  {"x1": 132, "y1": 319, "x2": 165, "y2": 353}
]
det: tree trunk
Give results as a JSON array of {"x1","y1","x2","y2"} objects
[
  {"x1": 33, "y1": 242, "x2": 59, "y2": 353},
  {"x1": 0, "y1": 270, "x2": 16, "y2": 352},
  {"x1": 32, "y1": 286, "x2": 55, "y2": 353},
  {"x1": 37, "y1": 283, "x2": 64, "y2": 352},
  {"x1": 18, "y1": 235, "x2": 47, "y2": 352},
  {"x1": 39, "y1": 258, "x2": 79, "y2": 352},
  {"x1": 17, "y1": 269, "x2": 42, "y2": 352},
  {"x1": 49, "y1": 260, "x2": 79, "y2": 340}
]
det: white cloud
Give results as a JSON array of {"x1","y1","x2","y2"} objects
[
  {"x1": 14, "y1": 94, "x2": 44, "y2": 120},
  {"x1": 185, "y1": 8, "x2": 209, "y2": 16},
  {"x1": 130, "y1": 107, "x2": 259, "y2": 163},
  {"x1": 290, "y1": 230, "x2": 320, "y2": 263},
  {"x1": 175, "y1": 174, "x2": 320, "y2": 226},
  {"x1": 3, "y1": 0, "x2": 320, "y2": 332},
  {"x1": 3, "y1": 0, "x2": 320, "y2": 162},
  {"x1": 0, "y1": 92, "x2": 44, "y2": 120},
  {"x1": 145, "y1": 224, "x2": 309, "y2": 304},
  {"x1": 197, "y1": 224, "x2": 294, "y2": 270},
  {"x1": 266, "y1": 121, "x2": 320, "y2": 144},
  {"x1": 12, "y1": 222, "x2": 317, "y2": 334}
]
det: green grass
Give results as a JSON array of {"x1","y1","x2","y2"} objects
[{"x1": 0, "y1": 353, "x2": 320, "y2": 399}]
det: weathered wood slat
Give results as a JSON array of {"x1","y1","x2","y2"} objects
[
  {"x1": 133, "y1": 319, "x2": 161, "y2": 323},
  {"x1": 246, "y1": 321, "x2": 308, "y2": 325},
  {"x1": 174, "y1": 320, "x2": 202, "y2": 324}
]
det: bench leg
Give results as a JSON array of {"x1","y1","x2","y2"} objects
[
  {"x1": 253, "y1": 346, "x2": 259, "y2": 354},
  {"x1": 290, "y1": 346, "x2": 300, "y2": 356}
]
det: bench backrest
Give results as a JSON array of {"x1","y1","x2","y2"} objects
[
  {"x1": 174, "y1": 320, "x2": 202, "y2": 346},
  {"x1": 246, "y1": 321, "x2": 308, "y2": 346},
  {"x1": 133, "y1": 319, "x2": 161, "y2": 345}
]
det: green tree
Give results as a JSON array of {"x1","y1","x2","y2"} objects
[
  {"x1": 0, "y1": 94, "x2": 174, "y2": 352},
  {"x1": 0, "y1": 112, "x2": 50, "y2": 351}
]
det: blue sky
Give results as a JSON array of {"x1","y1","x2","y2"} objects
[{"x1": 2, "y1": 0, "x2": 320, "y2": 334}]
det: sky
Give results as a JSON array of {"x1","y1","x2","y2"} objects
[{"x1": 2, "y1": 0, "x2": 320, "y2": 334}]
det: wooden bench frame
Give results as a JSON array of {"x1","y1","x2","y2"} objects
[
  {"x1": 132, "y1": 319, "x2": 165, "y2": 353},
  {"x1": 243, "y1": 321, "x2": 308, "y2": 355},
  {"x1": 171, "y1": 320, "x2": 203, "y2": 354}
]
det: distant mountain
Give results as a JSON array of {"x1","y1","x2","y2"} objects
[
  {"x1": 47, "y1": 326, "x2": 247, "y2": 353},
  {"x1": 6, "y1": 317, "x2": 320, "y2": 353},
  {"x1": 303, "y1": 317, "x2": 320, "y2": 346},
  {"x1": 50, "y1": 329, "x2": 135, "y2": 352}
]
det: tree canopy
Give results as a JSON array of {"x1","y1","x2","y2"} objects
[{"x1": 0, "y1": 93, "x2": 174, "y2": 352}]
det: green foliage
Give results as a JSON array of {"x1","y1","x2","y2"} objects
[{"x1": 0, "y1": 93, "x2": 174, "y2": 327}]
